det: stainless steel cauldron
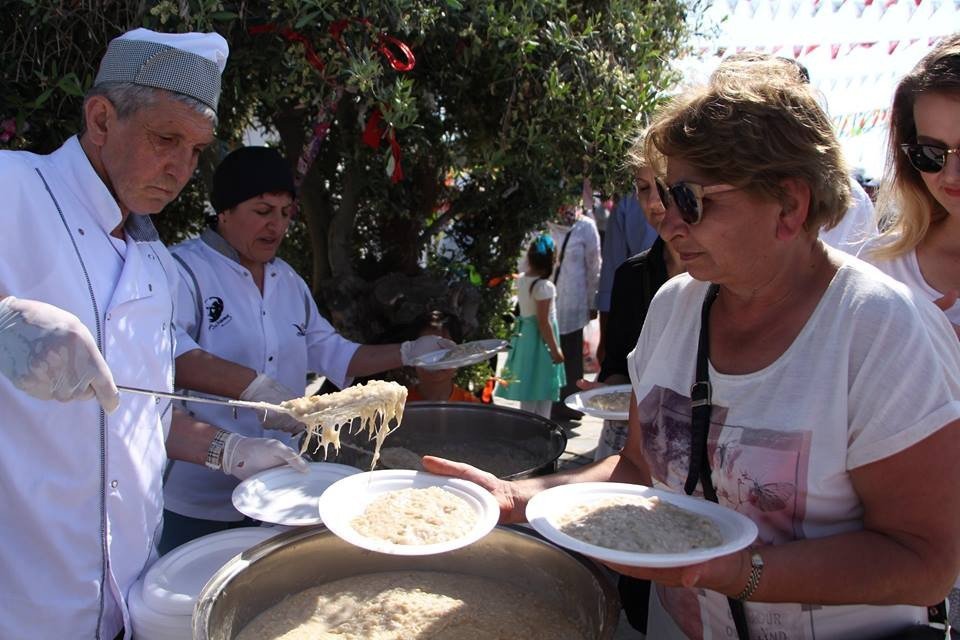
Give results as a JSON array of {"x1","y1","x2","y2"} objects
[
  {"x1": 193, "y1": 525, "x2": 620, "y2": 639},
  {"x1": 328, "y1": 401, "x2": 567, "y2": 479}
]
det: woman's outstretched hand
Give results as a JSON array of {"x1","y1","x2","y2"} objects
[{"x1": 420, "y1": 455, "x2": 528, "y2": 524}]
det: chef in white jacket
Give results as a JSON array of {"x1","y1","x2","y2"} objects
[
  {"x1": 160, "y1": 146, "x2": 450, "y2": 551},
  {"x1": 0, "y1": 29, "x2": 304, "y2": 640}
]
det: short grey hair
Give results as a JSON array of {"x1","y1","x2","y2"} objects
[{"x1": 79, "y1": 82, "x2": 217, "y2": 135}]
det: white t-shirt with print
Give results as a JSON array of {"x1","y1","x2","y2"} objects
[
  {"x1": 859, "y1": 237, "x2": 960, "y2": 326},
  {"x1": 627, "y1": 257, "x2": 960, "y2": 640}
]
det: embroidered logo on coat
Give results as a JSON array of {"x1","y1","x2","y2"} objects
[
  {"x1": 293, "y1": 323, "x2": 306, "y2": 337},
  {"x1": 205, "y1": 296, "x2": 232, "y2": 330}
]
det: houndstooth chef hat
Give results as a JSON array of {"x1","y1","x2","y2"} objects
[{"x1": 94, "y1": 28, "x2": 229, "y2": 112}]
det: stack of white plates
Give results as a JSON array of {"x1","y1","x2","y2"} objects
[{"x1": 129, "y1": 527, "x2": 282, "y2": 639}]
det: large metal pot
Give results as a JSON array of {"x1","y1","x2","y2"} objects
[
  {"x1": 328, "y1": 401, "x2": 567, "y2": 479},
  {"x1": 193, "y1": 525, "x2": 620, "y2": 639}
]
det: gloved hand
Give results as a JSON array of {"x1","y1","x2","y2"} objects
[
  {"x1": 220, "y1": 432, "x2": 309, "y2": 480},
  {"x1": 0, "y1": 296, "x2": 119, "y2": 413},
  {"x1": 239, "y1": 372, "x2": 305, "y2": 433},
  {"x1": 400, "y1": 335, "x2": 457, "y2": 367}
]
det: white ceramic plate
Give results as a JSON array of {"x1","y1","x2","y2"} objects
[
  {"x1": 410, "y1": 339, "x2": 510, "y2": 371},
  {"x1": 564, "y1": 384, "x2": 633, "y2": 420},
  {"x1": 318, "y1": 470, "x2": 499, "y2": 555},
  {"x1": 231, "y1": 462, "x2": 361, "y2": 526},
  {"x1": 526, "y1": 482, "x2": 758, "y2": 568},
  {"x1": 141, "y1": 527, "x2": 282, "y2": 617}
]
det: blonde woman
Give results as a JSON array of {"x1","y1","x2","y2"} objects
[
  {"x1": 859, "y1": 33, "x2": 960, "y2": 625},
  {"x1": 861, "y1": 35, "x2": 960, "y2": 325}
]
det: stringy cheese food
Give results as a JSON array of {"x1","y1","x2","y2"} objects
[
  {"x1": 282, "y1": 380, "x2": 406, "y2": 468},
  {"x1": 234, "y1": 571, "x2": 584, "y2": 640},
  {"x1": 557, "y1": 495, "x2": 723, "y2": 553},
  {"x1": 350, "y1": 486, "x2": 476, "y2": 545},
  {"x1": 584, "y1": 390, "x2": 632, "y2": 414}
]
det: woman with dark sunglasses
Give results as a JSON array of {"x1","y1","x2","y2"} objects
[
  {"x1": 424, "y1": 57, "x2": 960, "y2": 640},
  {"x1": 859, "y1": 33, "x2": 960, "y2": 626},
  {"x1": 861, "y1": 35, "x2": 960, "y2": 335}
]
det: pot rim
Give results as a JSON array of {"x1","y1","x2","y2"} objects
[{"x1": 193, "y1": 524, "x2": 621, "y2": 639}]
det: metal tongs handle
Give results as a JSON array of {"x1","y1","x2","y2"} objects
[{"x1": 116, "y1": 385, "x2": 294, "y2": 415}]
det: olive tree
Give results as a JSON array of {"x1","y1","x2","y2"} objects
[{"x1": 1, "y1": 1, "x2": 695, "y2": 384}]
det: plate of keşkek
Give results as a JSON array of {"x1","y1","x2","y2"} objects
[
  {"x1": 410, "y1": 339, "x2": 510, "y2": 371},
  {"x1": 564, "y1": 384, "x2": 633, "y2": 420},
  {"x1": 318, "y1": 470, "x2": 500, "y2": 556},
  {"x1": 526, "y1": 482, "x2": 758, "y2": 568},
  {"x1": 231, "y1": 462, "x2": 361, "y2": 526}
]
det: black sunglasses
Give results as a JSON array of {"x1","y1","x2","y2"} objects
[
  {"x1": 901, "y1": 143, "x2": 960, "y2": 174},
  {"x1": 653, "y1": 178, "x2": 738, "y2": 225}
]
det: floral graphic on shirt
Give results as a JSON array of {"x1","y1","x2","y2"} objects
[{"x1": 637, "y1": 385, "x2": 813, "y2": 640}]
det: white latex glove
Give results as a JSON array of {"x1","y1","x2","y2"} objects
[
  {"x1": 239, "y1": 372, "x2": 305, "y2": 433},
  {"x1": 221, "y1": 432, "x2": 309, "y2": 480},
  {"x1": 400, "y1": 335, "x2": 457, "y2": 366},
  {"x1": 0, "y1": 296, "x2": 119, "y2": 412}
]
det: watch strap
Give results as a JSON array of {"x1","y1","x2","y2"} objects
[
  {"x1": 736, "y1": 551, "x2": 765, "y2": 601},
  {"x1": 205, "y1": 428, "x2": 230, "y2": 470}
]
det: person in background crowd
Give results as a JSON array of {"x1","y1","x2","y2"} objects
[
  {"x1": 595, "y1": 189, "x2": 657, "y2": 364},
  {"x1": 496, "y1": 235, "x2": 565, "y2": 418},
  {"x1": 427, "y1": 58, "x2": 960, "y2": 639},
  {"x1": 0, "y1": 29, "x2": 306, "y2": 640},
  {"x1": 859, "y1": 32, "x2": 960, "y2": 626},
  {"x1": 161, "y1": 146, "x2": 448, "y2": 552},
  {"x1": 550, "y1": 199, "x2": 601, "y2": 421},
  {"x1": 405, "y1": 310, "x2": 481, "y2": 403}
]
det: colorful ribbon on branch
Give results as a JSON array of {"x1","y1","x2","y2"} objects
[{"x1": 250, "y1": 21, "x2": 416, "y2": 186}]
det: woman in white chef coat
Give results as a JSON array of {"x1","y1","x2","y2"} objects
[{"x1": 160, "y1": 146, "x2": 446, "y2": 552}]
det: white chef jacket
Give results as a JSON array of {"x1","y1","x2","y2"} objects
[
  {"x1": 0, "y1": 137, "x2": 178, "y2": 640},
  {"x1": 164, "y1": 230, "x2": 360, "y2": 521}
]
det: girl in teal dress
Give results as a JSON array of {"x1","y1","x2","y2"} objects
[{"x1": 495, "y1": 235, "x2": 566, "y2": 417}]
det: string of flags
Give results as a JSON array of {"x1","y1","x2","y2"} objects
[
  {"x1": 832, "y1": 108, "x2": 890, "y2": 137},
  {"x1": 697, "y1": 36, "x2": 946, "y2": 60}
]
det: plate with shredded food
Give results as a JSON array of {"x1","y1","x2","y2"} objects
[
  {"x1": 318, "y1": 470, "x2": 500, "y2": 555},
  {"x1": 526, "y1": 482, "x2": 758, "y2": 568},
  {"x1": 564, "y1": 384, "x2": 634, "y2": 420},
  {"x1": 232, "y1": 462, "x2": 361, "y2": 526},
  {"x1": 410, "y1": 339, "x2": 510, "y2": 371}
]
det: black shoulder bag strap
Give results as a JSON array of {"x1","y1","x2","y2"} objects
[
  {"x1": 684, "y1": 283, "x2": 751, "y2": 640},
  {"x1": 552, "y1": 226, "x2": 574, "y2": 284}
]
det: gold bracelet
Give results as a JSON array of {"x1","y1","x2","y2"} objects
[{"x1": 735, "y1": 551, "x2": 764, "y2": 601}]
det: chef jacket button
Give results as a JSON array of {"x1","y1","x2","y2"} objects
[
  {"x1": 106, "y1": 313, "x2": 112, "y2": 321},
  {"x1": 162, "y1": 323, "x2": 167, "y2": 331},
  {"x1": 262, "y1": 310, "x2": 266, "y2": 316},
  {"x1": 110, "y1": 480, "x2": 118, "y2": 489},
  {"x1": 78, "y1": 228, "x2": 85, "y2": 235},
  {"x1": 148, "y1": 283, "x2": 153, "y2": 292},
  {"x1": 155, "y1": 397, "x2": 160, "y2": 405},
  {"x1": 271, "y1": 272, "x2": 276, "y2": 277},
  {"x1": 268, "y1": 356, "x2": 274, "y2": 362}
]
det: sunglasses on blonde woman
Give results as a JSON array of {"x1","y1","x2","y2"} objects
[
  {"x1": 901, "y1": 143, "x2": 960, "y2": 174},
  {"x1": 653, "y1": 178, "x2": 739, "y2": 225}
]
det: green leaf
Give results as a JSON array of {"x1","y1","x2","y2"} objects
[
  {"x1": 32, "y1": 88, "x2": 54, "y2": 109},
  {"x1": 209, "y1": 11, "x2": 239, "y2": 21}
]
